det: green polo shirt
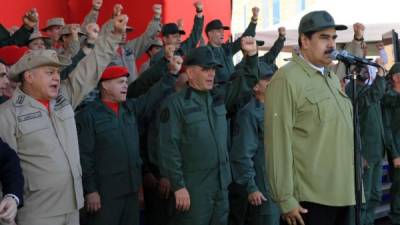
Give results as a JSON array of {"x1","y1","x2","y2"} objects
[{"x1": 264, "y1": 53, "x2": 355, "y2": 213}]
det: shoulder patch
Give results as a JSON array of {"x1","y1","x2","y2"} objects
[
  {"x1": 16, "y1": 95, "x2": 25, "y2": 105},
  {"x1": 160, "y1": 108, "x2": 170, "y2": 123}
]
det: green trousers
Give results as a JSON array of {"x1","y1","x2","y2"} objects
[
  {"x1": 86, "y1": 192, "x2": 139, "y2": 225},
  {"x1": 389, "y1": 164, "x2": 400, "y2": 224},
  {"x1": 170, "y1": 188, "x2": 229, "y2": 225},
  {"x1": 228, "y1": 182, "x2": 280, "y2": 225},
  {"x1": 361, "y1": 161, "x2": 382, "y2": 225}
]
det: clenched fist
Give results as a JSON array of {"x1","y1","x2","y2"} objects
[
  {"x1": 92, "y1": 0, "x2": 103, "y2": 11},
  {"x1": 113, "y1": 4, "x2": 124, "y2": 18},
  {"x1": 153, "y1": 4, "x2": 162, "y2": 18},
  {"x1": 168, "y1": 55, "x2": 183, "y2": 74},
  {"x1": 113, "y1": 14, "x2": 129, "y2": 35},
  {"x1": 23, "y1": 8, "x2": 39, "y2": 29}
]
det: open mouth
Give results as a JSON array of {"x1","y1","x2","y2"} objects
[
  {"x1": 120, "y1": 91, "x2": 127, "y2": 95},
  {"x1": 49, "y1": 84, "x2": 59, "y2": 91}
]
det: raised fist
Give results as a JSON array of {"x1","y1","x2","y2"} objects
[
  {"x1": 92, "y1": 0, "x2": 103, "y2": 11},
  {"x1": 113, "y1": 14, "x2": 129, "y2": 35},
  {"x1": 194, "y1": 1, "x2": 203, "y2": 11},
  {"x1": 86, "y1": 23, "x2": 100, "y2": 43},
  {"x1": 113, "y1": 4, "x2": 124, "y2": 18},
  {"x1": 168, "y1": 55, "x2": 183, "y2": 74},
  {"x1": 153, "y1": 4, "x2": 162, "y2": 18},
  {"x1": 278, "y1": 27, "x2": 286, "y2": 37},
  {"x1": 23, "y1": 8, "x2": 39, "y2": 29},
  {"x1": 252, "y1": 7, "x2": 260, "y2": 20},
  {"x1": 353, "y1": 23, "x2": 365, "y2": 39},
  {"x1": 164, "y1": 44, "x2": 176, "y2": 61}
]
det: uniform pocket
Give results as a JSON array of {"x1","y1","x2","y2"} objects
[{"x1": 305, "y1": 92, "x2": 336, "y2": 123}]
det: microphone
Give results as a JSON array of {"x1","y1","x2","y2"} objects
[{"x1": 330, "y1": 50, "x2": 380, "y2": 68}]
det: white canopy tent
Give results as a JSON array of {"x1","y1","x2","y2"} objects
[{"x1": 237, "y1": 0, "x2": 400, "y2": 53}]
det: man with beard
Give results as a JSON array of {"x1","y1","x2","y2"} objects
[{"x1": 265, "y1": 10, "x2": 355, "y2": 225}]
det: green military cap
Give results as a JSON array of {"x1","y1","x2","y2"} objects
[
  {"x1": 184, "y1": 46, "x2": 222, "y2": 68},
  {"x1": 41, "y1": 17, "x2": 65, "y2": 31},
  {"x1": 9, "y1": 49, "x2": 71, "y2": 82},
  {"x1": 298, "y1": 10, "x2": 347, "y2": 34},
  {"x1": 388, "y1": 62, "x2": 400, "y2": 77}
]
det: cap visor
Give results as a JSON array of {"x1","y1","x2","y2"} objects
[
  {"x1": 335, "y1": 24, "x2": 347, "y2": 30},
  {"x1": 201, "y1": 61, "x2": 223, "y2": 68},
  {"x1": 179, "y1": 30, "x2": 186, "y2": 35},
  {"x1": 256, "y1": 40, "x2": 265, "y2": 46},
  {"x1": 223, "y1": 26, "x2": 230, "y2": 30}
]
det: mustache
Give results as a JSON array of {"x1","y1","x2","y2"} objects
[{"x1": 324, "y1": 48, "x2": 335, "y2": 54}]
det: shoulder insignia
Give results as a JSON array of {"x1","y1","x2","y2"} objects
[{"x1": 16, "y1": 95, "x2": 25, "y2": 105}]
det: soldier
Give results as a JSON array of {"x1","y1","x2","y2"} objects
[
  {"x1": 159, "y1": 37, "x2": 259, "y2": 225},
  {"x1": 0, "y1": 63, "x2": 9, "y2": 104},
  {"x1": 229, "y1": 64, "x2": 280, "y2": 225},
  {"x1": 27, "y1": 32, "x2": 50, "y2": 50},
  {"x1": 140, "y1": 38, "x2": 163, "y2": 73},
  {"x1": 0, "y1": 138, "x2": 24, "y2": 225},
  {"x1": 76, "y1": 55, "x2": 180, "y2": 225},
  {"x1": 265, "y1": 11, "x2": 355, "y2": 225},
  {"x1": 101, "y1": 3, "x2": 162, "y2": 83},
  {"x1": 205, "y1": 7, "x2": 258, "y2": 83},
  {"x1": 41, "y1": 17, "x2": 65, "y2": 48},
  {"x1": 0, "y1": 15, "x2": 128, "y2": 225},
  {"x1": 345, "y1": 59, "x2": 386, "y2": 225},
  {"x1": 382, "y1": 63, "x2": 400, "y2": 225},
  {"x1": 151, "y1": 1, "x2": 204, "y2": 65}
]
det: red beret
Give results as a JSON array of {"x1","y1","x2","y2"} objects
[
  {"x1": 101, "y1": 66, "x2": 129, "y2": 81},
  {"x1": 0, "y1": 45, "x2": 29, "y2": 66}
]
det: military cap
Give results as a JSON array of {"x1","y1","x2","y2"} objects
[
  {"x1": 388, "y1": 62, "x2": 400, "y2": 77},
  {"x1": 59, "y1": 25, "x2": 86, "y2": 40},
  {"x1": 0, "y1": 45, "x2": 29, "y2": 66},
  {"x1": 100, "y1": 66, "x2": 130, "y2": 81},
  {"x1": 28, "y1": 32, "x2": 50, "y2": 42},
  {"x1": 9, "y1": 49, "x2": 71, "y2": 82},
  {"x1": 161, "y1": 23, "x2": 185, "y2": 36},
  {"x1": 298, "y1": 10, "x2": 347, "y2": 34},
  {"x1": 205, "y1": 19, "x2": 230, "y2": 33},
  {"x1": 41, "y1": 17, "x2": 65, "y2": 31},
  {"x1": 184, "y1": 46, "x2": 222, "y2": 68},
  {"x1": 147, "y1": 38, "x2": 163, "y2": 52}
]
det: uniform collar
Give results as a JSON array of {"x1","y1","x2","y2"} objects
[{"x1": 293, "y1": 53, "x2": 331, "y2": 77}]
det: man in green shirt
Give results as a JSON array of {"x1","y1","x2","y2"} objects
[
  {"x1": 382, "y1": 63, "x2": 400, "y2": 225},
  {"x1": 264, "y1": 10, "x2": 355, "y2": 225},
  {"x1": 159, "y1": 37, "x2": 259, "y2": 225},
  {"x1": 230, "y1": 64, "x2": 280, "y2": 225},
  {"x1": 345, "y1": 62, "x2": 386, "y2": 225}
]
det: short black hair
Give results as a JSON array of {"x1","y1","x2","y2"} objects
[{"x1": 298, "y1": 31, "x2": 317, "y2": 48}]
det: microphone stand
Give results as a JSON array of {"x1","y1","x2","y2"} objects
[{"x1": 345, "y1": 62, "x2": 363, "y2": 225}]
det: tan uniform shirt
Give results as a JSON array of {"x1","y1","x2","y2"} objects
[{"x1": 0, "y1": 33, "x2": 121, "y2": 220}]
